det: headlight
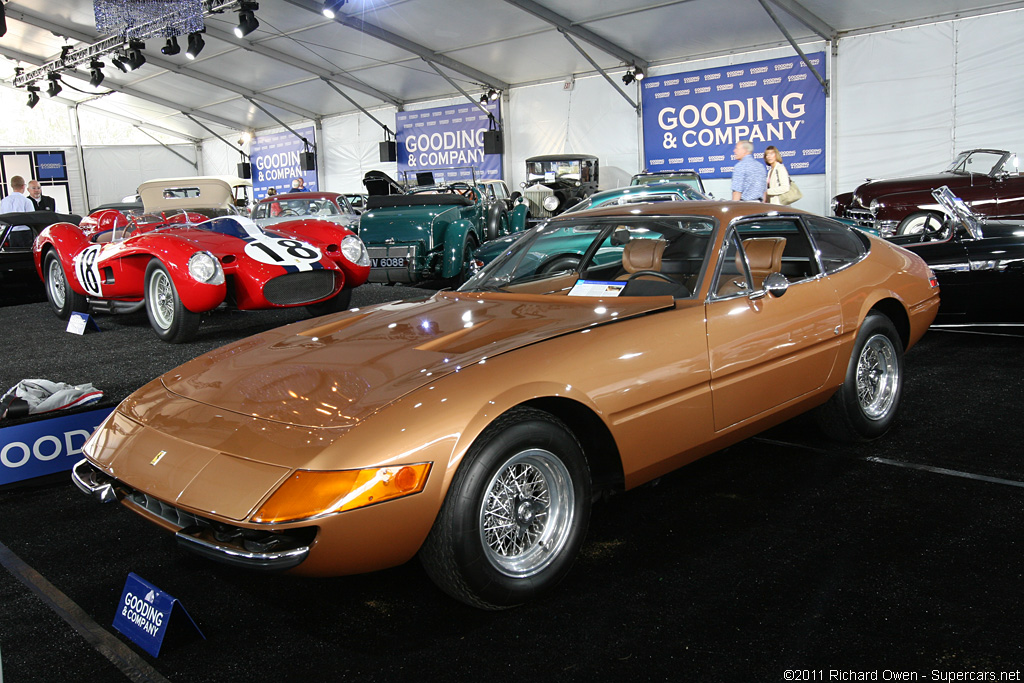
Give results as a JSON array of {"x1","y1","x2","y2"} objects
[
  {"x1": 542, "y1": 195, "x2": 560, "y2": 212},
  {"x1": 188, "y1": 251, "x2": 224, "y2": 285},
  {"x1": 341, "y1": 235, "x2": 369, "y2": 266},
  {"x1": 251, "y1": 463, "x2": 432, "y2": 523},
  {"x1": 830, "y1": 198, "x2": 839, "y2": 214},
  {"x1": 869, "y1": 199, "x2": 880, "y2": 212}
]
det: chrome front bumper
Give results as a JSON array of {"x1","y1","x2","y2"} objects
[{"x1": 71, "y1": 458, "x2": 312, "y2": 572}]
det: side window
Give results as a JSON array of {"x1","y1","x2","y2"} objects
[
  {"x1": 735, "y1": 219, "x2": 818, "y2": 281},
  {"x1": 804, "y1": 216, "x2": 868, "y2": 274},
  {"x1": 711, "y1": 230, "x2": 752, "y2": 299}
]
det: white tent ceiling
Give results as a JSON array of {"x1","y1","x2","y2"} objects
[{"x1": 2, "y1": 0, "x2": 1023, "y2": 142}]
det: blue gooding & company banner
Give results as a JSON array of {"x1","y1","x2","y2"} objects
[
  {"x1": 397, "y1": 100, "x2": 502, "y2": 183},
  {"x1": 251, "y1": 126, "x2": 317, "y2": 200},
  {"x1": 641, "y1": 52, "x2": 826, "y2": 179}
]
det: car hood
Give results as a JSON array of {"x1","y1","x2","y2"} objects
[
  {"x1": 161, "y1": 290, "x2": 674, "y2": 429},
  {"x1": 852, "y1": 172, "x2": 972, "y2": 205}
]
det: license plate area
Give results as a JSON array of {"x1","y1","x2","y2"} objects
[{"x1": 370, "y1": 257, "x2": 408, "y2": 268}]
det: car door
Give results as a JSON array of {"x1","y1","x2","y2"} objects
[
  {"x1": 704, "y1": 218, "x2": 842, "y2": 431},
  {"x1": 898, "y1": 232, "x2": 971, "y2": 320},
  {"x1": 960, "y1": 228, "x2": 1024, "y2": 322}
]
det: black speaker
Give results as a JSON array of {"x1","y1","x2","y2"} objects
[
  {"x1": 483, "y1": 129, "x2": 503, "y2": 155},
  {"x1": 237, "y1": 162, "x2": 252, "y2": 179},
  {"x1": 299, "y1": 151, "x2": 316, "y2": 171},
  {"x1": 379, "y1": 140, "x2": 397, "y2": 162}
]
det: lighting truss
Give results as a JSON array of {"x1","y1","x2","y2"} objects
[{"x1": 12, "y1": 0, "x2": 243, "y2": 88}]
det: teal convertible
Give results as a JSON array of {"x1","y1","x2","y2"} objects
[{"x1": 360, "y1": 174, "x2": 527, "y2": 284}]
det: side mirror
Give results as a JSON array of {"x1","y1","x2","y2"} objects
[{"x1": 763, "y1": 272, "x2": 789, "y2": 298}]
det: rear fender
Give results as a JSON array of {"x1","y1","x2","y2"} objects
[
  {"x1": 441, "y1": 219, "x2": 476, "y2": 279},
  {"x1": 34, "y1": 224, "x2": 92, "y2": 294}
]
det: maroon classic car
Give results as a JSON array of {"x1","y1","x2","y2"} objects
[{"x1": 832, "y1": 149, "x2": 1023, "y2": 236}]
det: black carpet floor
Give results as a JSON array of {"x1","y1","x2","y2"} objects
[{"x1": 1, "y1": 283, "x2": 1023, "y2": 682}]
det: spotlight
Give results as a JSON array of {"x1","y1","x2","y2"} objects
[
  {"x1": 111, "y1": 54, "x2": 128, "y2": 73},
  {"x1": 60, "y1": 45, "x2": 73, "y2": 65},
  {"x1": 161, "y1": 36, "x2": 181, "y2": 55},
  {"x1": 634, "y1": 66, "x2": 645, "y2": 81},
  {"x1": 126, "y1": 40, "x2": 146, "y2": 70},
  {"x1": 186, "y1": 32, "x2": 205, "y2": 60},
  {"x1": 490, "y1": 88, "x2": 500, "y2": 101},
  {"x1": 234, "y1": 2, "x2": 259, "y2": 38},
  {"x1": 322, "y1": 0, "x2": 347, "y2": 19},
  {"x1": 479, "y1": 92, "x2": 488, "y2": 105},
  {"x1": 622, "y1": 69, "x2": 636, "y2": 85},
  {"x1": 27, "y1": 85, "x2": 40, "y2": 109},
  {"x1": 89, "y1": 59, "x2": 105, "y2": 87},
  {"x1": 46, "y1": 73, "x2": 62, "y2": 98}
]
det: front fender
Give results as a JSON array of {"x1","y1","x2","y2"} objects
[
  {"x1": 510, "y1": 203, "x2": 529, "y2": 232},
  {"x1": 158, "y1": 256, "x2": 227, "y2": 313},
  {"x1": 441, "y1": 219, "x2": 476, "y2": 279}
]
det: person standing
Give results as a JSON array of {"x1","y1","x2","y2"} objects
[
  {"x1": 26, "y1": 180, "x2": 56, "y2": 212},
  {"x1": 291, "y1": 178, "x2": 308, "y2": 192},
  {"x1": 763, "y1": 146, "x2": 792, "y2": 205},
  {"x1": 731, "y1": 140, "x2": 767, "y2": 201},
  {"x1": 1, "y1": 176, "x2": 35, "y2": 248}
]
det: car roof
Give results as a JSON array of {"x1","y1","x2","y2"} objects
[{"x1": 556, "y1": 199, "x2": 809, "y2": 222}]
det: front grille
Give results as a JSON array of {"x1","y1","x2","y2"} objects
[
  {"x1": 524, "y1": 185, "x2": 555, "y2": 218},
  {"x1": 263, "y1": 270, "x2": 337, "y2": 305},
  {"x1": 126, "y1": 490, "x2": 205, "y2": 529}
]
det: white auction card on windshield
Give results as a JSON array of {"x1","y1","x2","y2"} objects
[{"x1": 568, "y1": 280, "x2": 625, "y2": 297}]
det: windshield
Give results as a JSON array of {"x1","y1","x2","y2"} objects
[
  {"x1": 565, "y1": 187, "x2": 706, "y2": 214},
  {"x1": 945, "y1": 151, "x2": 1016, "y2": 176},
  {"x1": 462, "y1": 216, "x2": 716, "y2": 299},
  {"x1": 931, "y1": 186, "x2": 983, "y2": 239},
  {"x1": 254, "y1": 198, "x2": 340, "y2": 220},
  {"x1": 527, "y1": 160, "x2": 584, "y2": 183}
]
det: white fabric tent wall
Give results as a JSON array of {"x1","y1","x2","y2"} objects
[
  {"x1": 197, "y1": 7, "x2": 1024, "y2": 217},
  {"x1": 84, "y1": 144, "x2": 199, "y2": 209},
  {"x1": 834, "y1": 8, "x2": 1024, "y2": 197}
]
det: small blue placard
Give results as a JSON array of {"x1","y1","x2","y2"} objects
[
  {"x1": 112, "y1": 573, "x2": 204, "y2": 657},
  {"x1": 66, "y1": 312, "x2": 101, "y2": 335}
]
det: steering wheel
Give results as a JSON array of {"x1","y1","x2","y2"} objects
[
  {"x1": 278, "y1": 209, "x2": 299, "y2": 216},
  {"x1": 449, "y1": 182, "x2": 475, "y2": 198},
  {"x1": 921, "y1": 215, "x2": 949, "y2": 242},
  {"x1": 627, "y1": 270, "x2": 679, "y2": 283}
]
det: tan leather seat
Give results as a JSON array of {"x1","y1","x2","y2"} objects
[
  {"x1": 743, "y1": 237, "x2": 786, "y2": 289},
  {"x1": 714, "y1": 236, "x2": 787, "y2": 297},
  {"x1": 616, "y1": 239, "x2": 668, "y2": 280}
]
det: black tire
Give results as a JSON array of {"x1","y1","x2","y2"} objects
[
  {"x1": 538, "y1": 255, "x2": 581, "y2": 275},
  {"x1": 485, "y1": 205, "x2": 505, "y2": 241},
  {"x1": 815, "y1": 313, "x2": 904, "y2": 441},
  {"x1": 144, "y1": 260, "x2": 200, "y2": 343},
  {"x1": 451, "y1": 235, "x2": 478, "y2": 286},
  {"x1": 43, "y1": 251, "x2": 88, "y2": 320},
  {"x1": 306, "y1": 287, "x2": 353, "y2": 318},
  {"x1": 419, "y1": 407, "x2": 592, "y2": 609}
]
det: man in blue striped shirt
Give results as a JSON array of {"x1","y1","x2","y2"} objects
[{"x1": 730, "y1": 140, "x2": 766, "y2": 201}]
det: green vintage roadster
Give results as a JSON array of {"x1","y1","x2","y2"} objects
[{"x1": 359, "y1": 172, "x2": 528, "y2": 284}]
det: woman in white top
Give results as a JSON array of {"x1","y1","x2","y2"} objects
[{"x1": 764, "y1": 146, "x2": 791, "y2": 205}]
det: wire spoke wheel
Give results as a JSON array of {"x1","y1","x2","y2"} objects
[
  {"x1": 147, "y1": 268, "x2": 175, "y2": 330},
  {"x1": 479, "y1": 450, "x2": 574, "y2": 578},
  {"x1": 856, "y1": 333, "x2": 900, "y2": 420},
  {"x1": 47, "y1": 258, "x2": 66, "y2": 309}
]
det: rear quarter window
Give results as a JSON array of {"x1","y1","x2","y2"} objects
[{"x1": 805, "y1": 216, "x2": 869, "y2": 274}]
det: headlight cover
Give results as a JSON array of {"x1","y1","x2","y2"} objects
[
  {"x1": 251, "y1": 463, "x2": 433, "y2": 523},
  {"x1": 542, "y1": 195, "x2": 560, "y2": 212},
  {"x1": 341, "y1": 235, "x2": 370, "y2": 266},
  {"x1": 188, "y1": 251, "x2": 224, "y2": 285}
]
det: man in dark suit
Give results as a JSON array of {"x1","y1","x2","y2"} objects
[{"x1": 27, "y1": 180, "x2": 56, "y2": 212}]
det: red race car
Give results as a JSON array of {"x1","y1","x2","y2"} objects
[{"x1": 34, "y1": 177, "x2": 370, "y2": 343}]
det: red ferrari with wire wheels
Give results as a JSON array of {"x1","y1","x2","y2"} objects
[{"x1": 33, "y1": 177, "x2": 370, "y2": 343}]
